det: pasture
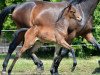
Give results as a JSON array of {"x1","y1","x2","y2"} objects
[{"x1": 0, "y1": 54, "x2": 100, "y2": 75}]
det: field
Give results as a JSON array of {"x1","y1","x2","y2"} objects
[{"x1": 0, "y1": 54, "x2": 100, "y2": 75}]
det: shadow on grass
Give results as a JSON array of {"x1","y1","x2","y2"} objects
[
  {"x1": 0, "y1": 51, "x2": 54, "y2": 60},
  {"x1": 92, "y1": 67, "x2": 100, "y2": 74},
  {"x1": 0, "y1": 47, "x2": 68, "y2": 60}
]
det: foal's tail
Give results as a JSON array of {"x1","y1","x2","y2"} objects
[{"x1": 0, "y1": 4, "x2": 17, "y2": 35}]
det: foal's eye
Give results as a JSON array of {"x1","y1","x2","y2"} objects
[
  {"x1": 73, "y1": 11, "x2": 76, "y2": 13},
  {"x1": 70, "y1": 11, "x2": 75, "y2": 13}
]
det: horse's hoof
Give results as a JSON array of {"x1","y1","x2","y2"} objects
[
  {"x1": 51, "y1": 72, "x2": 59, "y2": 75},
  {"x1": 97, "y1": 44, "x2": 100, "y2": 50},
  {"x1": 71, "y1": 62, "x2": 77, "y2": 72},
  {"x1": 36, "y1": 66, "x2": 44, "y2": 73},
  {"x1": 71, "y1": 67, "x2": 75, "y2": 72},
  {"x1": 50, "y1": 68, "x2": 59, "y2": 75},
  {"x1": 8, "y1": 73, "x2": 11, "y2": 75},
  {"x1": 98, "y1": 60, "x2": 100, "y2": 66},
  {"x1": 1, "y1": 71, "x2": 6, "y2": 75},
  {"x1": 8, "y1": 70, "x2": 11, "y2": 75}
]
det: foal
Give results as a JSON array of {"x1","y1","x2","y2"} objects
[{"x1": 8, "y1": 4, "x2": 81, "y2": 74}]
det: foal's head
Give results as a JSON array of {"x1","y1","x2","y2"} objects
[{"x1": 64, "y1": 5, "x2": 82, "y2": 21}]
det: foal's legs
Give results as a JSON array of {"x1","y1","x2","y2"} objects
[
  {"x1": 50, "y1": 47, "x2": 69, "y2": 75},
  {"x1": 50, "y1": 48, "x2": 76, "y2": 75},
  {"x1": 2, "y1": 28, "x2": 44, "y2": 75},
  {"x1": 50, "y1": 32, "x2": 77, "y2": 75},
  {"x1": 50, "y1": 38, "x2": 77, "y2": 75},
  {"x1": 8, "y1": 27, "x2": 39, "y2": 74}
]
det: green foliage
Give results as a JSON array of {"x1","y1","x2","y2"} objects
[
  {"x1": 50, "y1": 0, "x2": 62, "y2": 2},
  {"x1": 5, "y1": 0, "x2": 25, "y2": 6},
  {"x1": 3, "y1": 16, "x2": 17, "y2": 30},
  {"x1": 93, "y1": 3, "x2": 100, "y2": 26},
  {"x1": 0, "y1": 0, "x2": 6, "y2": 10},
  {"x1": 3, "y1": 16, "x2": 17, "y2": 41}
]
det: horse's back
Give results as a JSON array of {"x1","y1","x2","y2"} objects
[
  {"x1": 12, "y1": 2, "x2": 36, "y2": 28},
  {"x1": 31, "y1": 1, "x2": 67, "y2": 26},
  {"x1": 11, "y1": 1, "x2": 68, "y2": 28}
]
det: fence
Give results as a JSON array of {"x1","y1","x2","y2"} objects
[{"x1": 0, "y1": 27, "x2": 100, "y2": 53}]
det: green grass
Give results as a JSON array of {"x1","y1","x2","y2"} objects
[{"x1": 0, "y1": 54, "x2": 100, "y2": 75}]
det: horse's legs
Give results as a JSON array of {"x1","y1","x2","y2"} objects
[
  {"x1": 18, "y1": 28, "x2": 44, "y2": 71},
  {"x1": 84, "y1": 32, "x2": 100, "y2": 50},
  {"x1": 50, "y1": 38, "x2": 77, "y2": 75},
  {"x1": 2, "y1": 31, "x2": 24, "y2": 75},
  {"x1": 50, "y1": 48, "x2": 76, "y2": 75},
  {"x1": 29, "y1": 41, "x2": 44, "y2": 72},
  {"x1": 30, "y1": 53, "x2": 44, "y2": 71},
  {"x1": 83, "y1": 32, "x2": 100, "y2": 65},
  {"x1": 82, "y1": 16, "x2": 100, "y2": 49},
  {"x1": 70, "y1": 48, "x2": 77, "y2": 72},
  {"x1": 8, "y1": 27, "x2": 38, "y2": 74},
  {"x1": 50, "y1": 47, "x2": 69, "y2": 75}
]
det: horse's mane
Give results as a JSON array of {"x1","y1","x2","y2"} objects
[
  {"x1": 67, "y1": 0, "x2": 87, "y2": 4},
  {"x1": 76, "y1": 0, "x2": 87, "y2": 3}
]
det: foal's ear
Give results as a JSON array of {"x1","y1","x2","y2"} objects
[
  {"x1": 66, "y1": 4, "x2": 72, "y2": 13},
  {"x1": 69, "y1": 5, "x2": 76, "y2": 13},
  {"x1": 63, "y1": 4, "x2": 72, "y2": 16}
]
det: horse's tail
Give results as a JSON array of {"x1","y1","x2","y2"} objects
[{"x1": 0, "y1": 4, "x2": 17, "y2": 35}]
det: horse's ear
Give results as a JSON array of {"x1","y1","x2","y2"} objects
[{"x1": 67, "y1": 4, "x2": 72, "y2": 13}]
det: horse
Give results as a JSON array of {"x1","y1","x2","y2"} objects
[
  {"x1": 0, "y1": 1, "x2": 82, "y2": 75},
  {"x1": 0, "y1": 0, "x2": 99, "y2": 74},
  {"x1": 6, "y1": 3, "x2": 82, "y2": 75}
]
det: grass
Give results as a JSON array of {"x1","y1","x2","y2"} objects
[{"x1": 0, "y1": 54, "x2": 100, "y2": 75}]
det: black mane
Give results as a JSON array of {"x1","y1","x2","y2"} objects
[
  {"x1": 67, "y1": 0, "x2": 87, "y2": 4},
  {"x1": 76, "y1": 0, "x2": 87, "y2": 3}
]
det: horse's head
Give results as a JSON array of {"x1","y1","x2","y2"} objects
[{"x1": 64, "y1": 5, "x2": 82, "y2": 21}]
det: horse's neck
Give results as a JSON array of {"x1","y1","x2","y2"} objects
[
  {"x1": 79, "y1": 0, "x2": 99, "y2": 16},
  {"x1": 76, "y1": 0, "x2": 99, "y2": 26}
]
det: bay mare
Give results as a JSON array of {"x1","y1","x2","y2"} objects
[
  {"x1": 0, "y1": 1, "x2": 81, "y2": 75},
  {"x1": 0, "y1": 0, "x2": 99, "y2": 75},
  {"x1": 5, "y1": 2, "x2": 83, "y2": 74}
]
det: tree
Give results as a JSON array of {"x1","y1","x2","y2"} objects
[{"x1": 0, "y1": 0, "x2": 6, "y2": 10}]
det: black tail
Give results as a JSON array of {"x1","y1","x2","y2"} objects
[{"x1": 0, "y1": 4, "x2": 17, "y2": 35}]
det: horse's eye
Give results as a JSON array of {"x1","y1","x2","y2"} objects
[
  {"x1": 70, "y1": 11, "x2": 75, "y2": 13},
  {"x1": 73, "y1": 11, "x2": 76, "y2": 13}
]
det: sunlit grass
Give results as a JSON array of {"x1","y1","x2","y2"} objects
[{"x1": 0, "y1": 54, "x2": 100, "y2": 75}]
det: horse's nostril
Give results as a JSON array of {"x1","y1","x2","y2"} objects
[{"x1": 77, "y1": 16, "x2": 82, "y2": 21}]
